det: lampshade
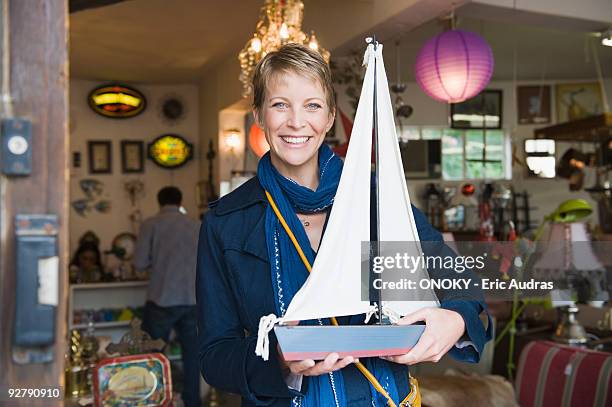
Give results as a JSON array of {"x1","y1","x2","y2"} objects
[
  {"x1": 534, "y1": 199, "x2": 600, "y2": 285},
  {"x1": 249, "y1": 123, "x2": 269, "y2": 158},
  {"x1": 415, "y1": 29, "x2": 494, "y2": 103},
  {"x1": 533, "y1": 223, "x2": 604, "y2": 278},
  {"x1": 550, "y1": 199, "x2": 592, "y2": 223}
]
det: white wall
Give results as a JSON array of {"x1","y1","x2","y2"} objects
[
  {"x1": 198, "y1": 57, "x2": 245, "y2": 188},
  {"x1": 69, "y1": 79, "x2": 200, "y2": 254}
]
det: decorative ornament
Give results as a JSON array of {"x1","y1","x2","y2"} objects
[
  {"x1": 124, "y1": 179, "x2": 145, "y2": 206},
  {"x1": 80, "y1": 179, "x2": 104, "y2": 199},
  {"x1": 461, "y1": 183, "x2": 476, "y2": 196},
  {"x1": 73, "y1": 179, "x2": 111, "y2": 216},
  {"x1": 158, "y1": 94, "x2": 187, "y2": 126},
  {"x1": 88, "y1": 84, "x2": 146, "y2": 118},
  {"x1": 71, "y1": 199, "x2": 91, "y2": 217},
  {"x1": 106, "y1": 318, "x2": 165, "y2": 356},
  {"x1": 148, "y1": 134, "x2": 193, "y2": 169},
  {"x1": 415, "y1": 29, "x2": 494, "y2": 103},
  {"x1": 94, "y1": 200, "x2": 111, "y2": 214},
  {"x1": 79, "y1": 231, "x2": 101, "y2": 247},
  {"x1": 111, "y1": 233, "x2": 137, "y2": 261},
  {"x1": 65, "y1": 330, "x2": 89, "y2": 399},
  {"x1": 391, "y1": 41, "x2": 414, "y2": 120},
  {"x1": 238, "y1": 0, "x2": 330, "y2": 97},
  {"x1": 248, "y1": 123, "x2": 269, "y2": 157}
]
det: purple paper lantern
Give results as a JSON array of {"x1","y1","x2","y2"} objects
[{"x1": 415, "y1": 29, "x2": 494, "y2": 103}]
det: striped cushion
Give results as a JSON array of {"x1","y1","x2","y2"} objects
[{"x1": 515, "y1": 340, "x2": 612, "y2": 407}]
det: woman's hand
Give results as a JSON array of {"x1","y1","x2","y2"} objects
[
  {"x1": 382, "y1": 307, "x2": 465, "y2": 365},
  {"x1": 276, "y1": 320, "x2": 357, "y2": 377},
  {"x1": 278, "y1": 348, "x2": 358, "y2": 376}
]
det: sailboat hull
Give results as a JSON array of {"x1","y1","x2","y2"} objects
[{"x1": 274, "y1": 324, "x2": 425, "y2": 361}]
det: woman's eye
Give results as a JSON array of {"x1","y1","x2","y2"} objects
[
  {"x1": 272, "y1": 102, "x2": 288, "y2": 109},
  {"x1": 306, "y1": 103, "x2": 322, "y2": 110}
]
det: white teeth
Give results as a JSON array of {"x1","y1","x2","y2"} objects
[{"x1": 281, "y1": 136, "x2": 309, "y2": 144}]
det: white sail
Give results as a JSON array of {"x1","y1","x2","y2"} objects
[
  {"x1": 281, "y1": 44, "x2": 378, "y2": 323},
  {"x1": 375, "y1": 44, "x2": 440, "y2": 315},
  {"x1": 281, "y1": 42, "x2": 438, "y2": 324}
]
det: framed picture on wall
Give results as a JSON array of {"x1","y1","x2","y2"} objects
[
  {"x1": 121, "y1": 140, "x2": 144, "y2": 173},
  {"x1": 517, "y1": 85, "x2": 551, "y2": 125},
  {"x1": 555, "y1": 82, "x2": 604, "y2": 123},
  {"x1": 450, "y1": 90, "x2": 502, "y2": 129},
  {"x1": 88, "y1": 140, "x2": 112, "y2": 174}
]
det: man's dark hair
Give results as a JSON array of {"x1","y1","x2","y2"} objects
[{"x1": 157, "y1": 186, "x2": 182, "y2": 206}]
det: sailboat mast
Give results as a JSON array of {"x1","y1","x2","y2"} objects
[{"x1": 369, "y1": 36, "x2": 384, "y2": 325}]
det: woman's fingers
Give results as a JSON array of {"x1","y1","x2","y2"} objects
[
  {"x1": 300, "y1": 354, "x2": 356, "y2": 376},
  {"x1": 384, "y1": 328, "x2": 436, "y2": 365},
  {"x1": 396, "y1": 307, "x2": 430, "y2": 325},
  {"x1": 383, "y1": 308, "x2": 466, "y2": 365},
  {"x1": 304, "y1": 352, "x2": 341, "y2": 375},
  {"x1": 288, "y1": 359, "x2": 316, "y2": 374},
  {"x1": 287, "y1": 353, "x2": 359, "y2": 376}
]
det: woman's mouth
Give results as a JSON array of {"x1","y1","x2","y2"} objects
[{"x1": 280, "y1": 136, "x2": 310, "y2": 145}]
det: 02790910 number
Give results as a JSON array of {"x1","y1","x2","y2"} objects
[{"x1": 5, "y1": 387, "x2": 62, "y2": 399}]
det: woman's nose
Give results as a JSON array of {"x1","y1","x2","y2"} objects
[{"x1": 287, "y1": 109, "x2": 305, "y2": 129}]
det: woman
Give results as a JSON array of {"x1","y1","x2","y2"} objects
[{"x1": 197, "y1": 44, "x2": 491, "y2": 407}]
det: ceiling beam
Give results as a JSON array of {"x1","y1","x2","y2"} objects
[{"x1": 69, "y1": 0, "x2": 130, "y2": 14}]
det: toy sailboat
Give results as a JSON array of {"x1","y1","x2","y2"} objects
[{"x1": 256, "y1": 38, "x2": 439, "y2": 362}]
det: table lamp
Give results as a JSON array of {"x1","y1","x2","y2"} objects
[
  {"x1": 533, "y1": 199, "x2": 604, "y2": 345},
  {"x1": 497, "y1": 199, "x2": 596, "y2": 378}
]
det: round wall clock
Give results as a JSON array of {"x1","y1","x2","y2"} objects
[{"x1": 158, "y1": 94, "x2": 187, "y2": 125}]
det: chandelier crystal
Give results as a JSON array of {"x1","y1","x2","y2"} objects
[{"x1": 239, "y1": 0, "x2": 330, "y2": 97}]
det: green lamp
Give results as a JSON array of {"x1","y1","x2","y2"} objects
[
  {"x1": 549, "y1": 199, "x2": 592, "y2": 223},
  {"x1": 545, "y1": 199, "x2": 595, "y2": 346},
  {"x1": 497, "y1": 198, "x2": 593, "y2": 379},
  {"x1": 534, "y1": 199, "x2": 592, "y2": 240}
]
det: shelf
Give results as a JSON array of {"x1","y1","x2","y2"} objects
[
  {"x1": 534, "y1": 113, "x2": 612, "y2": 142},
  {"x1": 70, "y1": 320, "x2": 132, "y2": 330},
  {"x1": 70, "y1": 281, "x2": 149, "y2": 290}
]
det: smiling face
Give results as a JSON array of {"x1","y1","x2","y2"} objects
[{"x1": 255, "y1": 70, "x2": 335, "y2": 181}]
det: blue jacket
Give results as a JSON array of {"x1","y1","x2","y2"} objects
[{"x1": 196, "y1": 177, "x2": 491, "y2": 406}]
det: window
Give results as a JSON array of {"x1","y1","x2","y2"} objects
[
  {"x1": 397, "y1": 125, "x2": 510, "y2": 180},
  {"x1": 525, "y1": 139, "x2": 555, "y2": 178},
  {"x1": 443, "y1": 129, "x2": 509, "y2": 180}
]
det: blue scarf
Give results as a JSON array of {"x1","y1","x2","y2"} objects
[{"x1": 257, "y1": 144, "x2": 402, "y2": 407}]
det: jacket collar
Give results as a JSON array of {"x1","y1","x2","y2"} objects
[
  {"x1": 211, "y1": 177, "x2": 269, "y2": 261},
  {"x1": 212, "y1": 177, "x2": 267, "y2": 216}
]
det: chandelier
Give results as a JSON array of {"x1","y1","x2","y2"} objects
[{"x1": 239, "y1": 0, "x2": 330, "y2": 97}]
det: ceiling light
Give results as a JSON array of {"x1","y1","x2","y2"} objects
[{"x1": 238, "y1": 0, "x2": 330, "y2": 97}]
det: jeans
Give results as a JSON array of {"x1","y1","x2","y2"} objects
[{"x1": 143, "y1": 301, "x2": 200, "y2": 407}]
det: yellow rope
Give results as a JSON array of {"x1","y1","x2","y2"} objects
[{"x1": 265, "y1": 190, "x2": 398, "y2": 407}]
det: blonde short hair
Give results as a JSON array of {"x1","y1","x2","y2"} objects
[{"x1": 252, "y1": 43, "x2": 335, "y2": 117}]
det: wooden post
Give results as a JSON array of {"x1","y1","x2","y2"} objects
[{"x1": 0, "y1": 0, "x2": 68, "y2": 402}]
